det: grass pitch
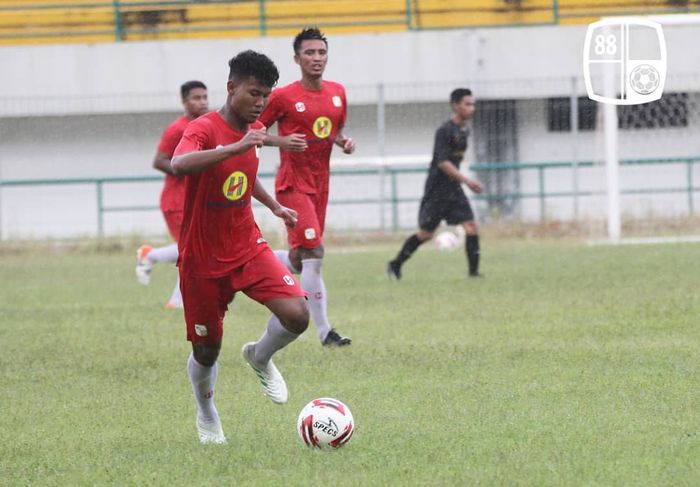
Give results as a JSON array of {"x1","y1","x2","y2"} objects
[{"x1": 1, "y1": 238, "x2": 699, "y2": 486}]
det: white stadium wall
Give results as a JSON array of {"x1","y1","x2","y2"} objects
[{"x1": 1, "y1": 22, "x2": 699, "y2": 238}]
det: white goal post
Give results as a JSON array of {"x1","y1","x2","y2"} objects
[{"x1": 601, "y1": 13, "x2": 700, "y2": 242}]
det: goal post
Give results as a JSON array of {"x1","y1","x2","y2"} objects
[{"x1": 598, "y1": 13, "x2": 700, "y2": 242}]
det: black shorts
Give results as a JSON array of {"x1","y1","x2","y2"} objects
[{"x1": 418, "y1": 193, "x2": 474, "y2": 232}]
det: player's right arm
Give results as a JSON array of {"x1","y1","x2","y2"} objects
[
  {"x1": 172, "y1": 128, "x2": 266, "y2": 176},
  {"x1": 153, "y1": 151, "x2": 176, "y2": 175},
  {"x1": 154, "y1": 122, "x2": 185, "y2": 175},
  {"x1": 257, "y1": 88, "x2": 309, "y2": 152}
]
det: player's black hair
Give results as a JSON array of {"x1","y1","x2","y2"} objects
[
  {"x1": 227, "y1": 50, "x2": 279, "y2": 88},
  {"x1": 293, "y1": 27, "x2": 328, "y2": 54},
  {"x1": 450, "y1": 88, "x2": 473, "y2": 104},
  {"x1": 180, "y1": 80, "x2": 207, "y2": 100}
]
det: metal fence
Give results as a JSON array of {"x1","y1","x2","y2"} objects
[{"x1": 1, "y1": 156, "x2": 700, "y2": 240}]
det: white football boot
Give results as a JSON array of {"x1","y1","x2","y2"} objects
[
  {"x1": 196, "y1": 416, "x2": 226, "y2": 445},
  {"x1": 241, "y1": 342, "x2": 288, "y2": 404},
  {"x1": 135, "y1": 244, "x2": 153, "y2": 286}
]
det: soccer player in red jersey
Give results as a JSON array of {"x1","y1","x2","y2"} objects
[
  {"x1": 260, "y1": 27, "x2": 355, "y2": 347},
  {"x1": 171, "y1": 50, "x2": 309, "y2": 445},
  {"x1": 135, "y1": 81, "x2": 209, "y2": 309}
]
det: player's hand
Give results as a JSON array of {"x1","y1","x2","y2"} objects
[
  {"x1": 280, "y1": 133, "x2": 307, "y2": 152},
  {"x1": 239, "y1": 128, "x2": 267, "y2": 150},
  {"x1": 466, "y1": 178, "x2": 483, "y2": 194},
  {"x1": 274, "y1": 205, "x2": 298, "y2": 227},
  {"x1": 341, "y1": 137, "x2": 355, "y2": 155}
]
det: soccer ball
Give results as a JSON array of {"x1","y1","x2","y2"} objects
[
  {"x1": 297, "y1": 398, "x2": 354, "y2": 449},
  {"x1": 434, "y1": 231, "x2": 459, "y2": 251},
  {"x1": 629, "y1": 64, "x2": 660, "y2": 95}
]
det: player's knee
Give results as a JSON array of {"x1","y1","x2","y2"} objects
[
  {"x1": 463, "y1": 221, "x2": 478, "y2": 235},
  {"x1": 417, "y1": 229, "x2": 434, "y2": 241},
  {"x1": 192, "y1": 342, "x2": 221, "y2": 367},
  {"x1": 298, "y1": 245, "x2": 324, "y2": 260},
  {"x1": 280, "y1": 299, "x2": 309, "y2": 334}
]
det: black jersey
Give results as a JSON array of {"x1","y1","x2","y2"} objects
[{"x1": 423, "y1": 119, "x2": 469, "y2": 199}]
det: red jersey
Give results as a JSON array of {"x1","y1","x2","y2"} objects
[
  {"x1": 157, "y1": 115, "x2": 190, "y2": 212},
  {"x1": 173, "y1": 112, "x2": 268, "y2": 277},
  {"x1": 258, "y1": 80, "x2": 347, "y2": 194}
]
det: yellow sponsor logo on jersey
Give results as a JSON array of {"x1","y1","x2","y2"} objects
[
  {"x1": 312, "y1": 116, "x2": 332, "y2": 139},
  {"x1": 222, "y1": 171, "x2": 248, "y2": 201}
]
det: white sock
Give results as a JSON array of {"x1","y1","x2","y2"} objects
[
  {"x1": 300, "y1": 258, "x2": 332, "y2": 341},
  {"x1": 274, "y1": 249, "x2": 300, "y2": 273},
  {"x1": 187, "y1": 353, "x2": 219, "y2": 424},
  {"x1": 167, "y1": 276, "x2": 183, "y2": 308},
  {"x1": 253, "y1": 315, "x2": 301, "y2": 366},
  {"x1": 148, "y1": 243, "x2": 178, "y2": 263}
]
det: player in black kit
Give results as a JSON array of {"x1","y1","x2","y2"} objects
[{"x1": 387, "y1": 88, "x2": 484, "y2": 280}]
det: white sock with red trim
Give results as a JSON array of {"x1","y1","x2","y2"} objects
[
  {"x1": 300, "y1": 258, "x2": 332, "y2": 341},
  {"x1": 253, "y1": 315, "x2": 301, "y2": 365},
  {"x1": 187, "y1": 353, "x2": 219, "y2": 424}
]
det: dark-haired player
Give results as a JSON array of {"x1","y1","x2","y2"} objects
[
  {"x1": 387, "y1": 88, "x2": 484, "y2": 280},
  {"x1": 260, "y1": 27, "x2": 354, "y2": 347},
  {"x1": 171, "y1": 50, "x2": 309, "y2": 445},
  {"x1": 136, "y1": 80, "x2": 208, "y2": 309}
]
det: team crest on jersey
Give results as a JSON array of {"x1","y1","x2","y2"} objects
[
  {"x1": 222, "y1": 171, "x2": 248, "y2": 201},
  {"x1": 332, "y1": 96, "x2": 342, "y2": 107},
  {"x1": 295, "y1": 102, "x2": 306, "y2": 112},
  {"x1": 312, "y1": 116, "x2": 332, "y2": 139}
]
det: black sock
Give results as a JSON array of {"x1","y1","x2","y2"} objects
[
  {"x1": 466, "y1": 235, "x2": 480, "y2": 275},
  {"x1": 393, "y1": 234, "x2": 424, "y2": 267}
]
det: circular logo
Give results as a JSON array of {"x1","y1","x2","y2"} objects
[
  {"x1": 222, "y1": 171, "x2": 248, "y2": 201},
  {"x1": 629, "y1": 64, "x2": 660, "y2": 95},
  {"x1": 312, "y1": 116, "x2": 332, "y2": 139}
]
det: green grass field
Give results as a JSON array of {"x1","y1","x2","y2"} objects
[{"x1": 1, "y1": 239, "x2": 699, "y2": 486}]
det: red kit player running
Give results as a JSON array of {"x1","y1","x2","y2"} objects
[
  {"x1": 260, "y1": 27, "x2": 355, "y2": 347},
  {"x1": 171, "y1": 50, "x2": 309, "y2": 445},
  {"x1": 136, "y1": 81, "x2": 208, "y2": 309}
]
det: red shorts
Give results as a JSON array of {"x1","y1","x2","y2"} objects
[
  {"x1": 180, "y1": 248, "x2": 305, "y2": 344},
  {"x1": 162, "y1": 210, "x2": 183, "y2": 242},
  {"x1": 276, "y1": 189, "x2": 328, "y2": 249}
]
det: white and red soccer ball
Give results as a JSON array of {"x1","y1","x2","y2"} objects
[
  {"x1": 434, "y1": 230, "x2": 459, "y2": 251},
  {"x1": 297, "y1": 398, "x2": 354, "y2": 449}
]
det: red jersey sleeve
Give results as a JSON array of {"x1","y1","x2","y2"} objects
[
  {"x1": 174, "y1": 118, "x2": 212, "y2": 156},
  {"x1": 258, "y1": 90, "x2": 284, "y2": 128},
  {"x1": 157, "y1": 116, "x2": 188, "y2": 156}
]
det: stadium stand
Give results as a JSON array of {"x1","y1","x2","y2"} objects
[{"x1": 0, "y1": 0, "x2": 697, "y2": 45}]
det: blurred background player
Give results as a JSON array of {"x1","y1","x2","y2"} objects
[
  {"x1": 260, "y1": 27, "x2": 355, "y2": 347},
  {"x1": 135, "y1": 80, "x2": 209, "y2": 309},
  {"x1": 387, "y1": 88, "x2": 484, "y2": 280},
  {"x1": 170, "y1": 50, "x2": 309, "y2": 445}
]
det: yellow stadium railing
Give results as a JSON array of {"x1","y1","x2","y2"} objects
[{"x1": 0, "y1": 1, "x2": 698, "y2": 46}]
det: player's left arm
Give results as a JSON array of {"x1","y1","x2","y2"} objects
[
  {"x1": 252, "y1": 179, "x2": 298, "y2": 227},
  {"x1": 437, "y1": 160, "x2": 483, "y2": 193},
  {"x1": 264, "y1": 133, "x2": 308, "y2": 152},
  {"x1": 334, "y1": 127, "x2": 355, "y2": 155},
  {"x1": 334, "y1": 89, "x2": 354, "y2": 154}
]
